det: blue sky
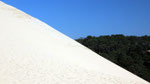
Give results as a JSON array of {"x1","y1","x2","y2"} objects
[{"x1": 1, "y1": 0, "x2": 150, "y2": 39}]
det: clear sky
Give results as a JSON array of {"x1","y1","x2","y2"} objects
[{"x1": 1, "y1": 0, "x2": 150, "y2": 39}]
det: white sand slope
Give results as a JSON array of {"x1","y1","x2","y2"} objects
[{"x1": 0, "y1": 1, "x2": 149, "y2": 84}]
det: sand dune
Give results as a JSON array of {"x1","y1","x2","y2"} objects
[{"x1": 0, "y1": 1, "x2": 149, "y2": 84}]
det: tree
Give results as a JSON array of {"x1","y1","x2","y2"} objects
[{"x1": 76, "y1": 34, "x2": 150, "y2": 82}]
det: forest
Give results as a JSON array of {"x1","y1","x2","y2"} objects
[{"x1": 76, "y1": 34, "x2": 150, "y2": 82}]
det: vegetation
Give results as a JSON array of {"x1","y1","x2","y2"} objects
[{"x1": 76, "y1": 34, "x2": 150, "y2": 82}]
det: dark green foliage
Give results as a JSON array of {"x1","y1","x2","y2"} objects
[{"x1": 76, "y1": 34, "x2": 150, "y2": 82}]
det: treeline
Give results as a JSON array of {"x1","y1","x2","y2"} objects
[{"x1": 76, "y1": 34, "x2": 150, "y2": 82}]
